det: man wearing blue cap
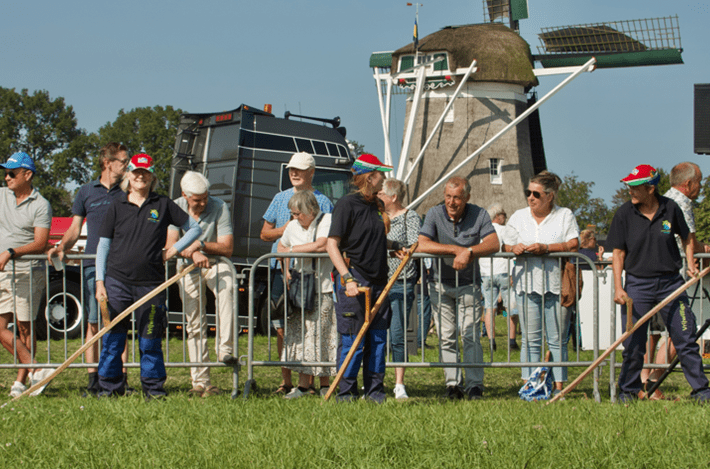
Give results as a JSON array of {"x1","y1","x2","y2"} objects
[{"x1": 0, "y1": 152, "x2": 54, "y2": 397}]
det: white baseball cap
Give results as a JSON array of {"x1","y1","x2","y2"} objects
[{"x1": 286, "y1": 152, "x2": 315, "y2": 170}]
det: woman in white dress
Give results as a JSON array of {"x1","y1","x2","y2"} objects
[{"x1": 277, "y1": 190, "x2": 336, "y2": 399}]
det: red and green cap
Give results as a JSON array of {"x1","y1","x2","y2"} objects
[
  {"x1": 351, "y1": 153, "x2": 393, "y2": 175},
  {"x1": 128, "y1": 153, "x2": 154, "y2": 173},
  {"x1": 621, "y1": 164, "x2": 659, "y2": 186}
]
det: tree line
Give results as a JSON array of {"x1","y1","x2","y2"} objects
[
  {"x1": 0, "y1": 87, "x2": 181, "y2": 216},
  {"x1": 3, "y1": 86, "x2": 709, "y2": 243}
]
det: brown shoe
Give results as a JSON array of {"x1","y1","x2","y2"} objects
[
  {"x1": 188, "y1": 385, "x2": 205, "y2": 397},
  {"x1": 202, "y1": 385, "x2": 221, "y2": 397},
  {"x1": 273, "y1": 384, "x2": 293, "y2": 395}
]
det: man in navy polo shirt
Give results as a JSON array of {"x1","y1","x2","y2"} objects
[
  {"x1": 607, "y1": 164, "x2": 710, "y2": 403},
  {"x1": 417, "y1": 176, "x2": 499, "y2": 400},
  {"x1": 48, "y1": 142, "x2": 131, "y2": 396}
]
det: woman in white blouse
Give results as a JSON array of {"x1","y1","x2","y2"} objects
[
  {"x1": 277, "y1": 190, "x2": 336, "y2": 399},
  {"x1": 504, "y1": 171, "x2": 579, "y2": 395}
]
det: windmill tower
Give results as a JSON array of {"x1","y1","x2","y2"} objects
[{"x1": 370, "y1": 1, "x2": 684, "y2": 215}]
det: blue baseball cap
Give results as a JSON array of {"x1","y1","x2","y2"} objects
[{"x1": 1, "y1": 152, "x2": 36, "y2": 173}]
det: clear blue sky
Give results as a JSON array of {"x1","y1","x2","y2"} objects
[{"x1": 3, "y1": 0, "x2": 709, "y2": 203}]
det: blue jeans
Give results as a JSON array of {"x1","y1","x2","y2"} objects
[
  {"x1": 480, "y1": 273, "x2": 509, "y2": 309},
  {"x1": 518, "y1": 292, "x2": 570, "y2": 382},
  {"x1": 388, "y1": 281, "x2": 416, "y2": 362},
  {"x1": 83, "y1": 266, "x2": 99, "y2": 325}
]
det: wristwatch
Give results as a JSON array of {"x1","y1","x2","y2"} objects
[
  {"x1": 7, "y1": 248, "x2": 16, "y2": 259},
  {"x1": 342, "y1": 272, "x2": 355, "y2": 283},
  {"x1": 199, "y1": 240, "x2": 205, "y2": 250}
]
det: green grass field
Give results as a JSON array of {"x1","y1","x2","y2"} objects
[{"x1": 2, "y1": 324, "x2": 710, "y2": 468}]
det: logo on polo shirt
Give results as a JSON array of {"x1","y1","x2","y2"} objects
[
  {"x1": 148, "y1": 209, "x2": 159, "y2": 223},
  {"x1": 661, "y1": 220, "x2": 671, "y2": 234}
]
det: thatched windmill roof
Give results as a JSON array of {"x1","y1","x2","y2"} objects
[{"x1": 392, "y1": 23, "x2": 538, "y2": 89}]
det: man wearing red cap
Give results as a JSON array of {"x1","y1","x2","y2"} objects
[{"x1": 606, "y1": 164, "x2": 710, "y2": 403}]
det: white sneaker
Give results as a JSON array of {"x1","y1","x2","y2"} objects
[
  {"x1": 9, "y1": 381, "x2": 27, "y2": 398},
  {"x1": 30, "y1": 368, "x2": 55, "y2": 396},
  {"x1": 283, "y1": 387, "x2": 306, "y2": 400},
  {"x1": 394, "y1": 384, "x2": 409, "y2": 400}
]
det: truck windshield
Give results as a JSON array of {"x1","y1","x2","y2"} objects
[{"x1": 281, "y1": 167, "x2": 352, "y2": 204}]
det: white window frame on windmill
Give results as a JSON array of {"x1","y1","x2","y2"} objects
[
  {"x1": 395, "y1": 52, "x2": 455, "y2": 91},
  {"x1": 489, "y1": 158, "x2": 503, "y2": 185}
]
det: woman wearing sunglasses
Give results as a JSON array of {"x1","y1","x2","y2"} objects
[{"x1": 503, "y1": 171, "x2": 580, "y2": 397}]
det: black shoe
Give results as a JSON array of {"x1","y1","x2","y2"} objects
[
  {"x1": 444, "y1": 385, "x2": 464, "y2": 400},
  {"x1": 466, "y1": 386, "x2": 484, "y2": 400},
  {"x1": 509, "y1": 340, "x2": 520, "y2": 351},
  {"x1": 220, "y1": 354, "x2": 238, "y2": 366},
  {"x1": 617, "y1": 392, "x2": 638, "y2": 404},
  {"x1": 144, "y1": 392, "x2": 167, "y2": 402},
  {"x1": 83, "y1": 372, "x2": 99, "y2": 397},
  {"x1": 491, "y1": 339, "x2": 497, "y2": 352}
]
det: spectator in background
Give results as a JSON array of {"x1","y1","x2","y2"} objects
[
  {"x1": 326, "y1": 154, "x2": 394, "y2": 403},
  {"x1": 47, "y1": 142, "x2": 131, "y2": 396},
  {"x1": 277, "y1": 190, "x2": 336, "y2": 399},
  {"x1": 260, "y1": 152, "x2": 333, "y2": 395},
  {"x1": 504, "y1": 171, "x2": 580, "y2": 398},
  {"x1": 418, "y1": 176, "x2": 499, "y2": 400},
  {"x1": 166, "y1": 171, "x2": 235, "y2": 398},
  {"x1": 95, "y1": 154, "x2": 202, "y2": 400},
  {"x1": 608, "y1": 163, "x2": 710, "y2": 403},
  {"x1": 0, "y1": 152, "x2": 54, "y2": 398},
  {"x1": 479, "y1": 203, "x2": 512, "y2": 353},
  {"x1": 641, "y1": 161, "x2": 710, "y2": 399},
  {"x1": 378, "y1": 178, "x2": 421, "y2": 400},
  {"x1": 577, "y1": 229, "x2": 598, "y2": 270}
]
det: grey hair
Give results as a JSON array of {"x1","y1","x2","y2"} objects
[
  {"x1": 670, "y1": 162, "x2": 700, "y2": 187},
  {"x1": 445, "y1": 176, "x2": 471, "y2": 197},
  {"x1": 487, "y1": 203, "x2": 505, "y2": 220},
  {"x1": 120, "y1": 170, "x2": 158, "y2": 193},
  {"x1": 180, "y1": 171, "x2": 209, "y2": 197},
  {"x1": 288, "y1": 190, "x2": 320, "y2": 216},
  {"x1": 382, "y1": 178, "x2": 406, "y2": 201}
]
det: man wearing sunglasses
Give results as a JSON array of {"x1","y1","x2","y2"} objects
[
  {"x1": 47, "y1": 142, "x2": 132, "y2": 396},
  {"x1": 0, "y1": 152, "x2": 53, "y2": 397}
]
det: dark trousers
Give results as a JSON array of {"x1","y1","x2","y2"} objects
[
  {"x1": 334, "y1": 269, "x2": 391, "y2": 401},
  {"x1": 619, "y1": 273, "x2": 709, "y2": 394},
  {"x1": 98, "y1": 276, "x2": 168, "y2": 396}
]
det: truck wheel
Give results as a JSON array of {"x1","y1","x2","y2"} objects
[{"x1": 36, "y1": 279, "x2": 85, "y2": 340}]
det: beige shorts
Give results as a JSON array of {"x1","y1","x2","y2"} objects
[{"x1": 0, "y1": 270, "x2": 46, "y2": 322}]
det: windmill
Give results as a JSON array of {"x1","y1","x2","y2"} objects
[{"x1": 370, "y1": 1, "x2": 683, "y2": 214}]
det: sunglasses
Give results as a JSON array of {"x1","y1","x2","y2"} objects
[
  {"x1": 524, "y1": 189, "x2": 547, "y2": 199},
  {"x1": 112, "y1": 158, "x2": 129, "y2": 165},
  {"x1": 5, "y1": 170, "x2": 24, "y2": 179}
]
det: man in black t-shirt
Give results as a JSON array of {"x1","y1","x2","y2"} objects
[{"x1": 607, "y1": 164, "x2": 710, "y2": 403}]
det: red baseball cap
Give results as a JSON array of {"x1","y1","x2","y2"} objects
[
  {"x1": 128, "y1": 153, "x2": 154, "y2": 173},
  {"x1": 621, "y1": 164, "x2": 659, "y2": 186},
  {"x1": 352, "y1": 153, "x2": 393, "y2": 175}
]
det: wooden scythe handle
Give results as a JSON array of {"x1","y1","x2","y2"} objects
[
  {"x1": 548, "y1": 265, "x2": 710, "y2": 404},
  {"x1": 14, "y1": 264, "x2": 197, "y2": 400},
  {"x1": 324, "y1": 242, "x2": 418, "y2": 401}
]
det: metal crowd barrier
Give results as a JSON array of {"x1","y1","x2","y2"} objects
[
  {"x1": 0, "y1": 254, "x2": 241, "y2": 398},
  {"x1": 244, "y1": 251, "x2": 604, "y2": 401}
]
